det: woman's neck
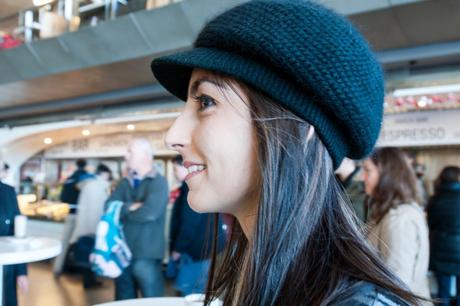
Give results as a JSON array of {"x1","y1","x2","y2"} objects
[
  {"x1": 238, "y1": 213, "x2": 256, "y2": 240},
  {"x1": 234, "y1": 192, "x2": 260, "y2": 240}
]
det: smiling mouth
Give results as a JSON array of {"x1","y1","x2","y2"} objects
[{"x1": 184, "y1": 164, "x2": 207, "y2": 181}]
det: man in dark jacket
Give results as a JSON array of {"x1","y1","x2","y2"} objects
[
  {"x1": 107, "y1": 138, "x2": 169, "y2": 300},
  {"x1": 169, "y1": 155, "x2": 226, "y2": 295},
  {"x1": 60, "y1": 159, "x2": 91, "y2": 212},
  {"x1": 427, "y1": 166, "x2": 460, "y2": 306},
  {"x1": 0, "y1": 179, "x2": 28, "y2": 306}
]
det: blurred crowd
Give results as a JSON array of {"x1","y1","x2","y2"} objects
[{"x1": 1, "y1": 143, "x2": 459, "y2": 305}]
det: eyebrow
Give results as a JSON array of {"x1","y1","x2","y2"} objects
[{"x1": 189, "y1": 77, "x2": 221, "y2": 97}]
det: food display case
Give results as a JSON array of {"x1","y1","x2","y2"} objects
[{"x1": 17, "y1": 194, "x2": 70, "y2": 222}]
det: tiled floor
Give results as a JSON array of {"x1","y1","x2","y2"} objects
[{"x1": 17, "y1": 261, "x2": 176, "y2": 306}]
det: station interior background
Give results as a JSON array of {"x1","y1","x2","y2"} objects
[{"x1": 1, "y1": 0, "x2": 460, "y2": 305}]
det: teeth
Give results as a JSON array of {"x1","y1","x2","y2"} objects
[{"x1": 187, "y1": 165, "x2": 206, "y2": 174}]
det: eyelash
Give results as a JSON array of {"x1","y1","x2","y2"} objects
[{"x1": 191, "y1": 94, "x2": 217, "y2": 112}]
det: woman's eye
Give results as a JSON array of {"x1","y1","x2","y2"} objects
[{"x1": 195, "y1": 94, "x2": 216, "y2": 112}]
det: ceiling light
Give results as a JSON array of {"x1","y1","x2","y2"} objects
[
  {"x1": 43, "y1": 137, "x2": 53, "y2": 144},
  {"x1": 33, "y1": 0, "x2": 54, "y2": 6},
  {"x1": 393, "y1": 84, "x2": 460, "y2": 97},
  {"x1": 127, "y1": 124, "x2": 135, "y2": 131},
  {"x1": 82, "y1": 129, "x2": 91, "y2": 136},
  {"x1": 416, "y1": 96, "x2": 429, "y2": 108}
]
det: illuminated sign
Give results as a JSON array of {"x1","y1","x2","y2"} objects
[{"x1": 378, "y1": 109, "x2": 460, "y2": 147}]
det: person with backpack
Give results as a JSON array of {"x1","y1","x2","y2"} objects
[
  {"x1": 107, "y1": 138, "x2": 169, "y2": 300},
  {"x1": 69, "y1": 164, "x2": 113, "y2": 288},
  {"x1": 54, "y1": 159, "x2": 92, "y2": 277}
]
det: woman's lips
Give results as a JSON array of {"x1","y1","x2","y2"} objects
[
  {"x1": 184, "y1": 170, "x2": 205, "y2": 181},
  {"x1": 183, "y1": 161, "x2": 207, "y2": 181}
]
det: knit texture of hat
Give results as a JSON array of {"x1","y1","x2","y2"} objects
[{"x1": 151, "y1": 0, "x2": 384, "y2": 168}]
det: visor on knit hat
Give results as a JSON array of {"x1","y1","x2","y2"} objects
[{"x1": 151, "y1": 0, "x2": 384, "y2": 168}]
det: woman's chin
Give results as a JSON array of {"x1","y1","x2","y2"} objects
[
  {"x1": 188, "y1": 197, "x2": 224, "y2": 214},
  {"x1": 188, "y1": 202, "x2": 204, "y2": 213},
  {"x1": 187, "y1": 197, "x2": 211, "y2": 213},
  {"x1": 187, "y1": 191, "x2": 230, "y2": 214}
]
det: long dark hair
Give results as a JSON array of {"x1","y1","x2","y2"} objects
[
  {"x1": 367, "y1": 148, "x2": 421, "y2": 224},
  {"x1": 203, "y1": 75, "x2": 420, "y2": 305}
]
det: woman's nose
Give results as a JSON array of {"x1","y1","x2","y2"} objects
[{"x1": 165, "y1": 111, "x2": 191, "y2": 152}]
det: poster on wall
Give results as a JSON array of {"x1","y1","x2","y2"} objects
[
  {"x1": 44, "y1": 131, "x2": 172, "y2": 159},
  {"x1": 377, "y1": 109, "x2": 460, "y2": 147}
]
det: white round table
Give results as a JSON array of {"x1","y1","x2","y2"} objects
[
  {"x1": 94, "y1": 297, "x2": 186, "y2": 306},
  {"x1": 0, "y1": 236, "x2": 61, "y2": 306}
]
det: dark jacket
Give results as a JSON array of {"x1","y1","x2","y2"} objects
[
  {"x1": 0, "y1": 182, "x2": 27, "y2": 306},
  {"x1": 169, "y1": 184, "x2": 226, "y2": 261},
  {"x1": 427, "y1": 182, "x2": 460, "y2": 275},
  {"x1": 332, "y1": 280, "x2": 410, "y2": 305},
  {"x1": 107, "y1": 171, "x2": 169, "y2": 260},
  {"x1": 60, "y1": 169, "x2": 91, "y2": 212}
]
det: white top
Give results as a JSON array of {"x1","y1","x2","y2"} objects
[
  {"x1": 93, "y1": 297, "x2": 185, "y2": 306},
  {"x1": 71, "y1": 176, "x2": 110, "y2": 243},
  {"x1": 0, "y1": 237, "x2": 62, "y2": 265},
  {"x1": 367, "y1": 202, "x2": 431, "y2": 303}
]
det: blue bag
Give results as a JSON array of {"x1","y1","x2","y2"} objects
[
  {"x1": 165, "y1": 258, "x2": 178, "y2": 280},
  {"x1": 174, "y1": 254, "x2": 210, "y2": 295},
  {"x1": 90, "y1": 201, "x2": 132, "y2": 278}
]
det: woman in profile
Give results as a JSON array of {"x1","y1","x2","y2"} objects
[
  {"x1": 152, "y1": 0, "x2": 426, "y2": 304},
  {"x1": 363, "y1": 147, "x2": 432, "y2": 304}
]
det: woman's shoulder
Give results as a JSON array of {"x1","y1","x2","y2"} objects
[
  {"x1": 378, "y1": 203, "x2": 427, "y2": 234},
  {"x1": 332, "y1": 281, "x2": 410, "y2": 306},
  {"x1": 386, "y1": 202, "x2": 424, "y2": 221}
]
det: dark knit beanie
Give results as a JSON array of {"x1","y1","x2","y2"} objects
[{"x1": 151, "y1": 0, "x2": 384, "y2": 168}]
